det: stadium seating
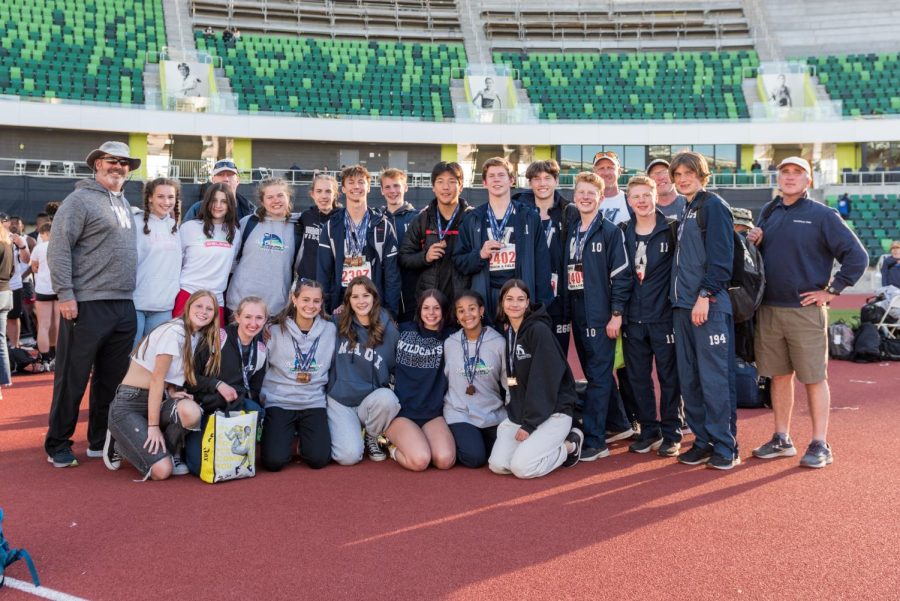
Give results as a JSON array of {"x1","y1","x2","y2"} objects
[
  {"x1": 828, "y1": 194, "x2": 900, "y2": 263},
  {"x1": 808, "y1": 53, "x2": 900, "y2": 117},
  {"x1": 0, "y1": 0, "x2": 163, "y2": 105},
  {"x1": 495, "y1": 50, "x2": 757, "y2": 120},
  {"x1": 195, "y1": 32, "x2": 465, "y2": 119}
]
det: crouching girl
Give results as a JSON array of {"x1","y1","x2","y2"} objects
[
  {"x1": 105, "y1": 291, "x2": 220, "y2": 480},
  {"x1": 488, "y1": 280, "x2": 583, "y2": 479}
]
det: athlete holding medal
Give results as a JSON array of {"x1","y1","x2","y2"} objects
[{"x1": 259, "y1": 279, "x2": 336, "y2": 472}]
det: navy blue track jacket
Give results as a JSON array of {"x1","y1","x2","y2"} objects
[
  {"x1": 317, "y1": 207, "x2": 400, "y2": 315},
  {"x1": 452, "y1": 200, "x2": 553, "y2": 308},
  {"x1": 756, "y1": 195, "x2": 868, "y2": 307},
  {"x1": 670, "y1": 190, "x2": 733, "y2": 313},
  {"x1": 563, "y1": 214, "x2": 632, "y2": 327},
  {"x1": 623, "y1": 210, "x2": 677, "y2": 323}
]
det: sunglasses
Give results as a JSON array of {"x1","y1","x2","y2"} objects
[
  {"x1": 101, "y1": 157, "x2": 132, "y2": 167},
  {"x1": 593, "y1": 151, "x2": 619, "y2": 162}
]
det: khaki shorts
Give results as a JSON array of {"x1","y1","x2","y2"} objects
[{"x1": 754, "y1": 304, "x2": 828, "y2": 384}]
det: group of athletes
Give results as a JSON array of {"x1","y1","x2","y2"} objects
[{"x1": 37, "y1": 141, "x2": 868, "y2": 481}]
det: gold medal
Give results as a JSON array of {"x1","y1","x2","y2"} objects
[
  {"x1": 353, "y1": 255, "x2": 364, "y2": 267},
  {"x1": 296, "y1": 372, "x2": 311, "y2": 384},
  {"x1": 466, "y1": 384, "x2": 476, "y2": 395},
  {"x1": 343, "y1": 257, "x2": 353, "y2": 267}
]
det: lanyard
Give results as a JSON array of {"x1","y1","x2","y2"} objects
[
  {"x1": 506, "y1": 326, "x2": 519, "y2": 377},
  {"x1": 291, "y1": 333, "x2": 321, "y2": 373},
  {"x1": 344, "y1": 210, "x2": 369, "y2": 257},
  {"x1": 436, "y1": 205, "x2": 459, "y2": 241},
  {"x1": 542, "y1": 218, "x2": 554, "y2": 247},
  {"x1": 487, "y1": 201, "x2": 514, "y2": 242},
  {"x1": 239, "y1": 339, "x2": 257, "y2": 391},
  {"x1": 573, "y1": 212, "x2": 601, "y2": 263},
  {"x1": 461, "y1": 328, "x2": 485, "y2": 389}
]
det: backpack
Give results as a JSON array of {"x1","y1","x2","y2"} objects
[
  {"x1": 860, "y1": 296, "x2": 886, "y2": 324},
  {"x1": 0, "y1": 508, "x2": 40, "y2": 589},
  {"x1": 735, "y1": 359, "x2": 771, "y2": 409},
  {"x1": 236, "y1": 214, "x2": 305, "y2": 269},
  {"x1": 828, "y1": 321, "x2": 856, "y2": 360},
  {"x1": 694, "y1": 196, "x2": 766, "y2": 323},
  {"x1": 881, "y1": 337, "x2": 900, "y2": 361},
  {"x1": 852, "y1": 323, "x2": 883, "y2": 363}
]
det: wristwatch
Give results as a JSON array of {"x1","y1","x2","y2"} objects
[
  {"x1": 698, "y1": 289, "x2": 712, "y2": 299},
  {"x1": 825, "y1": 285, "x2": 840, "y2": 296},
  {"x1": 611, "y1": 310, "x2": 623, "y2": 317}
]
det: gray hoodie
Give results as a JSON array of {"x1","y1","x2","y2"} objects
[
  {"x1": 327, "y1": 309, "x2": 399, "y2": 407},
  {"x1": 261, "y1": 315, "x2": 337, "y2": 411},
  {"x1": 48, "y1": 179, "x2": 137, "y2": 302},
  {"x1": 443, "y1": 326, "x2": 508, "y2": 428}
]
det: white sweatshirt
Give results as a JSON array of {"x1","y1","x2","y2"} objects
[
  {"x1": 134, "y1": 213, "x2": 182, "y2": 312},
  {"x1": 179, "y1": 220, "x2": 241, "y2": 305}
]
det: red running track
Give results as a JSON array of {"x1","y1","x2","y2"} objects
[{"x1": 1, "y1": 296, "x2": 898, "y2": 600}]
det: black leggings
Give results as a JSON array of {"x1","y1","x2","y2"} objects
[
  {"x1": 448, "y1": 422, "x2": 498, "y2": 468},
  {"x1": 260, "y1": 406, "x2": 331, "y2": 471}
]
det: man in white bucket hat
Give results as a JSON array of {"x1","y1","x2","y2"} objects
[{"x1": 44, "y1": 141, "x2": 140, "y2": 468}]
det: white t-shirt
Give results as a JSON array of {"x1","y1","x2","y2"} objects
[
  {"x1": 179, "y1": 220, "x2": 241, "y2": 305},
  {"x1": 134, "y1": 213, "x2": 182, "y2": 312},
  {"x1": 132, "y1": 321, "x2": 199, "y2": 386},
  {"x1": 599, "y1": 190, "x2": 630, "y2": 225},
  {"x1": 30, "y1": 241, "x2": 54, "y2": 295}
]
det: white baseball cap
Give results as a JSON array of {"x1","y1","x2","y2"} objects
[{"x1": 776, "y1": 156, "x2": 811, "y2": 176}]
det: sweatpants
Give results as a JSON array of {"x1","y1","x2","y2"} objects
[
  {"x1": 45, "y1": 299, "x2": 137, "y2": 456},
  {"x1": 488, "y1": 414, "x2": 573, "y2": 479},
  {"x1": 571, "y1": 295, "x2": 631, "y2": 449},
  {"x1": 673, "y1": 308, "x2": 737, "y2": 459},
  {"x1": 260, "y1": 406, "x2": 331, "y2": 471},
  {"x1": 327, "y1": 389, "x2": 401, "y2": 465},
  {"x1": 448, "y1": 422, "x2": 498, "y2": 468},
  {"x1": 623, "y1": 321, "x2": 684, "y2": 443}
]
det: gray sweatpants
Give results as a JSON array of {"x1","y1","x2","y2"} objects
[
  {"x1": 327, "y1": 389, "x2": 401, "y2": 465},
  {"x1": 488, "y1": 414, "x2": 572, "y2": 479}
]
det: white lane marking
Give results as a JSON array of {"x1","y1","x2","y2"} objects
[{"x1": 3, "y1": 577, "x2": 90, "y2": 601}]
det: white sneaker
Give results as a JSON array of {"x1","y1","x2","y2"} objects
[
  {"x1": 103, "y1": 430, "x2": 122, "y2": 471},
  {"x1": 172, "y1": 456, "x2": 190, "y2": 476},
  {"x1": 86, "y1": 448, "x2": 104, "y2": 459}
]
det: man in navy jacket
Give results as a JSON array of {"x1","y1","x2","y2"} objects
[
  {"x1": 453, "y1": 157, "x2": 552, "y2": 321},
  {"x1": 669, "y1": 151, "x2": 739, "y2": 470},
  {"x1": 318, "y1": 165, "x2": 401, "y2": 315},
  {"x1": 748, "y1": 157, "x2": 867, "y2": 469}
]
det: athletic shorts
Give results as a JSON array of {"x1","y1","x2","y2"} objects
[
  {"x1": 754, "y1": 304, "x2": 828, "y2": 384},
  {"x1": 9, "y1": 288, "x2": 22, "y2": 319},
  {"x1": 35, "y1": 293, "x2": 58, "y2": 302}
]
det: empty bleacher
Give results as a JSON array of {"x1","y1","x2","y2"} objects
[
  {"x1": 481, "y1": 0, "x2": 753, "y2": 53},
  {"x1": 195, "y1": 31, "x2": 466, "y2": 118},
  {"x1": 496, "y1": 49, "x2": 757, "y2": 120},
  {"x1": 828, "y1": 193, "x2": 900, "y2": 263},
  {"x1": 191, "y1": 0, "x2": 462, "y2": 43},
  {"x1": 809, "y1": 53, "x2": 900, "y2": 117},
  {"x1": 0, "y1": 0, "x2": 163, "y2": 105}
]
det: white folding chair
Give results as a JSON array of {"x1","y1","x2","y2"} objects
[{"x1": 876, "y1": 294, "x2": 900, "y2": 339}]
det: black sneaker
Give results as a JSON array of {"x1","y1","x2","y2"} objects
[
  {"x1": 706, "y1": 454, "x2": 741, "y2": 470},
  {"x1": 580, "y1": 445, "x2": 610, "y2": 462},
  {"x1": 562, "y1": 428, "x2": 584, "y2": 468},
  {"x1": 752, "y1": 433, "x2": 797, "y2": 459},
  {"x1": 103, "y1": 430, "x2": 122, "y2": 471},
  {"x1": 48, "y1": 448, "x2": 79, "y2": 468},
  {"x1": 365, "y1": 434, "x2": 387, "y2": 462},
  {"x1": 657, "y1": 440, "x2": 681, "y2": 457},
  {"x1": 677, "y1": 445, "x2": 713, "y2": 465},
  {"x1": 629, "y1": 436, "x2": 663, "y2": 454},
  {"x1": 799, "y1": 440, "x2": 833, "y2": 469}
]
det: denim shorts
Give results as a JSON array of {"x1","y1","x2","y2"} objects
[{"x1": 108, "y1": 384, "x2": 187, "y2": 477}]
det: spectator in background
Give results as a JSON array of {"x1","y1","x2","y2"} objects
[
  {"x1": 29, "y1": 223, "x2": 57, "y2": 371},
  {"x1": 592, "y1": 151, "x2": 629, "y2": 225},
  {"x1": 5, "y1": 215, "x2": 33, "y2": 349},
  {"x1": 0, "y1": 215, "x2": 18, "y2": 400},
  {"x1": 837, "y1": 193, "x2": 852, "y2": 220},
  {"x1": 750, "y1": 160, "x2": 762, "y2": 172},
  {"x1": 28, "y1": 212, "x2": 52, "y2": 241},
  {"x1": 203, "y1": 26, "x2": 215, "y2": 39},
  {"x1": 748, "y1": 157, "x2": 868, "y2": 469},
  {"x1": 881, "y1": 241, "x2": 900, "y2": 288},
  {"x1": 183, "y1": 159, "x2": 255, "y2": 221},
  {"x1": 45, "y1": 141, "x2": 139, "y2": 468},
  {"x1": 44, "y1": 201, "x2": 60, "y2": 220},
  {"x1": 222, "y1": 27, "x2": 234, "y2": 45}
]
